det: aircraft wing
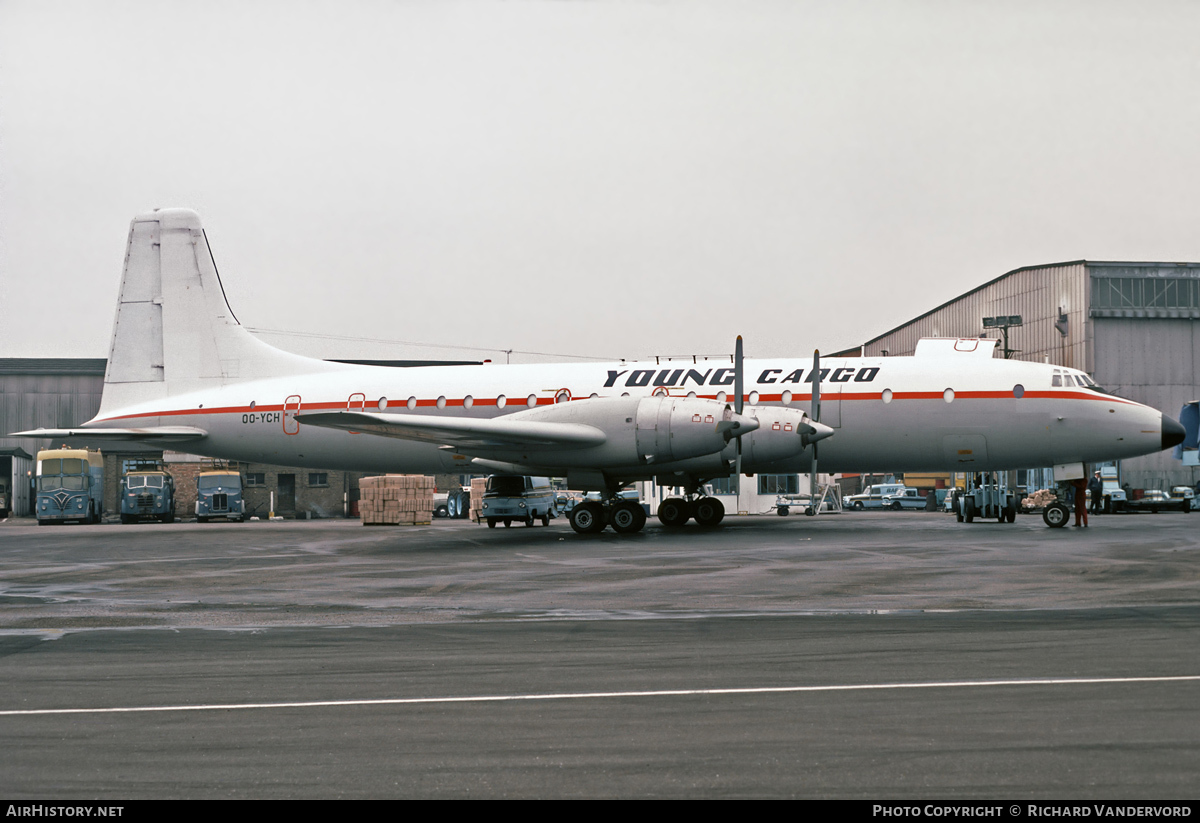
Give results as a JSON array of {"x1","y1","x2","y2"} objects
[
  {"x1": 296, "y1": 411, "x2": 607, "y2": 451},
  {"x1": 10, "y1": 426, "x2": 208, "y2": 443}
]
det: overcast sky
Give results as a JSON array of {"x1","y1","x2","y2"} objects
[{"x1": 3, "y1": 0, "x2": 1199, "y2": 364}]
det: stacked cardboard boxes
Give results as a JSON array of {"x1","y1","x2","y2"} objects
[
  {"x1": 469, "y1": 477, "x2": 488, "y2": 524},
  {"x1": 359, "y1": 475, "x2": 435, "y2": 526}
]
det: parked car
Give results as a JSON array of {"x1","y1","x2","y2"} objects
[
  {"x1": 843, "y1": 484, "x2": 906, "y2": 510},
  {"x1": 880, "y1": 487, "x2": 928, "y2": 511}
]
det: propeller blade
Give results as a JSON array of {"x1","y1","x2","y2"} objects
[
  {"x1": 734, "y1": 336, "x2": 744, "y2": 494},
  {"x1": 811, "y1": 349, "x2": 821, "y2": 424},
  {"x1": 734, "y1": 336, "x2": 744, "y2": 416},
  {"x1": 810, "y1": 350, "x2": 822, "y2": 514}
]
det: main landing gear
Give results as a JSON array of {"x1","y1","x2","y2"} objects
[
  {"x1": 657, "y1": 495, "x2": 725, "y2": 528},
  {"x1": 568, "y1": 496, "x2": 649, "y2": 535}
]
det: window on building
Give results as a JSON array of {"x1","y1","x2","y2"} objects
[
  {"x1": 708, "y1": 477, "x2": 738, "y2": 494},
  {"x1": 308, "y1": 472, "x2": 328, "y2": 487},
  {"x1": 122, "y1": 458, "x2": 159, "y2": 474},
  {"x1": 758, "y1": 474, "x2": 800, "y2": 495},
  {"x1": 245, "y1": 473, "x2": 266, "y2": 486}
]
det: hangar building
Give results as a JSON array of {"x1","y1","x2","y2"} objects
[{"x1": 860, "y1": 260, "x2": 1200, "y2": 491}]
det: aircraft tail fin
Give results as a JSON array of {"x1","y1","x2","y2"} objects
[{"x1": 98, "y1": 208, "x2": 336, "y2": 417}]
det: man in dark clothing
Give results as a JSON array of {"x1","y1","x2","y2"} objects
[{"x1": 1088, "y1": 471, "x2": 1104, "y2": 514}]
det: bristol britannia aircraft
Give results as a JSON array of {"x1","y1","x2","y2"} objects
[{"x1": 16, "y1": 208, "x2": 1185, "y2": 533}]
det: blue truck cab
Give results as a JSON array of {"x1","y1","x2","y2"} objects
[
  {"x1": 120, "y1": 470, "x2": 176, "y2": 524},
  {"x1": 196, "y1": 470, "x2": 245, "y2": 522},
  {"x1": 36, "y1": 449, "x2": 104, "y2": 525}
]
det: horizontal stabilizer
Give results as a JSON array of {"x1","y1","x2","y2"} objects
[
  {"x1": 296, "y1": 412, "x2": 607, "y2": 451},
  {"x1": 10, "y1": 426, "x2": 208, "y2": 443}
]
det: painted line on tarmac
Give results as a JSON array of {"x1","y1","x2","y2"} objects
[{"x1": 2, "y1": 675, "x2": 1198, "y2": 717}]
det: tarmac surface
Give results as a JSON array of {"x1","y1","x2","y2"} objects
[{"x1": 1, "y1": 510, "x2": 1198, "y2": 798}]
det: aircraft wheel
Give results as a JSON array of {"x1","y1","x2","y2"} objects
[
  {"x1": 610, "y1": 501, "x2": 646, "y2": 534},
  {"x1": 777, "y1": 506, "x2": 789, "y2": 517},
  {"x1": 657, "y1": 498, "x2": 691, "y2": 528},
  {"x1": 569, "y1": 502, "x2": 607, "y2": 534},
  {"x1": 487, "y1": 518, "x2": 497, "y2": 529},
  {"x1": 964, "y1": 498, "x2": 975, "y2": 523},
  {"x1": 1042, "y1": 501, "x2": 1069, "y2": 528},
  {"x1": 693, "y1": 496, "x2": 725, "y2": 527}
]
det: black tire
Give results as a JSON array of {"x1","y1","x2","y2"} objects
[
  {"x1": 503, "y1": 518, "x2": 512, "y2": 528},
  {"x1": 1042, "y1": 501, "x2": 1069, "y2": 528},
  {"x1": 610, "y1": 501, "x2": 646, "y2": 534},
  {"x1": 121, "y1": 514, "x2": 134, "y2": 525},
  {"x1": 777, "y1": 506, "x2": 789, "y2": 517},
  {"x1": 805, "y1": 506, "x2": 816, "y2": 516},
  {"x1": 541, "y1": 513, "x2": 550, "y2": 526},
  {"x1": 657, "y1": 498, "x2": 690, "y2": 527},
  {"x1": 1003, "y1": 504, "x2": 1016, "y2": 523},
  {"x1": 693, "y1": 496, "x2": 725, "y2": 527},
  {"x1": 434, "y1": 505, "x2": 449, "y2": 518},
  {"x1": 890, "y1": 501, "x2": 902, "y2": 511},
  {"x1": 569, "y1": 502, "x2": 606, "y2": 534},
  {"x1": 853, "y1": 501, "x2": 864, "y2": 511},
  {"x1": 954, "y1": 494, "x2": 963, "y2": 522},
  {"x1": 487, "y1": 518, "x2": 497, "y2": 529},
  {"x1": 964, "y1": 498, "x2": 975, "y2": 523}
]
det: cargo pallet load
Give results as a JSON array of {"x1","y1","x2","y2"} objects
[
  {"x1": 359, "y1": 475, "x2": 434, "y2": 526},
  {"x1": 468, "y1": 477, "x2": 487, "y2": 523}
]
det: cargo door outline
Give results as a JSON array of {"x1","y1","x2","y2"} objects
[
  {"x1": 283, "y1": 395, "x2": 302, "y2": 435},
  {"x1": 347, "y1": 393, "x2": 366, "y2": 434}
]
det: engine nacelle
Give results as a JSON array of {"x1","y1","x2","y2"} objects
[
  {"x1": 477, "y1": 395, "x2": 758, "y2": 468},
  {"x1": 737, "y1": 406, "x2": 815, "y2": 472}
]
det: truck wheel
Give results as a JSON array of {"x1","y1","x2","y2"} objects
[
  {"x1": 964, "y1": 498, "x2": 975, "y2": 523},
  {"x1": 657, "y1": 498, "x2": 690, "y2": 527},
  {"x1": 890, "y1": 501, "x2": 902, "y2": 511},
  {"x1": 435, "y1": 505, "x2": 449, "y2": 518},
  {"x1": 1004, "y1": 504, "x2": 1017, "y2": 523},
  {"x1": 1042, "y1": 502, "x2": 1069, "y2": 528},
  {"x1": 541, "y1": 513, "x2": 550, "y2": 526},
  {"x1": 487, "y1": 518, "x2": 497, "y2": 529},
  {"x1": 503, "y1": 518, "x2": 512, "y2": 528}
]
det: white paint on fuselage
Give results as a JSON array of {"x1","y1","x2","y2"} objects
[{"x1": 90, "y1": 353, "x2": 1163, "y2": 477}]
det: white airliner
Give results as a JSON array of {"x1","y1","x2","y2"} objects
[{"x1": 16, "y1": 208, "x2": 1185, "y2": 533}]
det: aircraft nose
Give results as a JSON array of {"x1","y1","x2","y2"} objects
[{"x1": 1162, "y1": 414, "x2": 1185, "y2": 450}]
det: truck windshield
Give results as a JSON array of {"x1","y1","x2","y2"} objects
[
  {"x1": 127, "y1": 476, "x2": 164, "y2": 489},
  {"x1": 39, "y1": 476, "x2": 85, "y2": 491},
  {"x1": 198, "y1": 476, "x2": 238, "y2": 490},
  {"x1": 486, "y1": 477, "x2": 526, "y2": 496}
]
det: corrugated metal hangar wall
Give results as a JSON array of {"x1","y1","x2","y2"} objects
[{"x1": 863, "y1": 261, "x2": 1200, "y2": 490}]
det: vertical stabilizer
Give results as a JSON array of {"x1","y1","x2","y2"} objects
[{"x1": 97, "y1": 208, "x2": 336, "y2": 417}]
